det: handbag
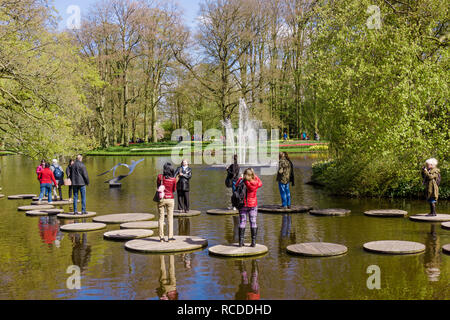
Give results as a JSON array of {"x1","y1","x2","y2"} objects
[
  {"x1": 64, "y1": 178, "x2": 72, "y2": 186},
  {"x1": 153, "y1": 176, "x2": 163, "y2": 202}
]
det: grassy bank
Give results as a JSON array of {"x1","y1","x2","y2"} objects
[
  {"x1": 85, "y1": 140, "x2": 329, "y2": 156},
  {"x1": 311, "y1": 159, "x2": 450, "y2": 200}
]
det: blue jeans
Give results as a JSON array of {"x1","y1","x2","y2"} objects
[
  {"x1": 39, "y1": 183, "x2": 53, "y2": 202},
  {"x1": 73, "y1": 185, "x2": 86, "y2": 213},
  {"x1": 278, "y1": 182, "x2": 291, "y2": 207}
]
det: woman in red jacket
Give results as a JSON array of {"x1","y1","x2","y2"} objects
[
  {"x1": 235, "y1": 168, "x2": 263, "y2": 247},
  {"x1": 38, "y1": 162, "x2": 57, "y2": 203},
  {"x1": 157, "y1": 163, "x2": 178, "y2": 243}
]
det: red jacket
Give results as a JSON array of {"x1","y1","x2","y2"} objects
[
  {"x1": 157, "y1": 174, "x2": 177, "y2": 199},
  {"x1": 236, "y1": 175, "x2": 262, "y2": 208},
  {"x1": 38, "y1": 168, "x2": 57, "y2": 185}
]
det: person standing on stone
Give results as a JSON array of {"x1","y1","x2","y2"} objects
[
  {"x1": 71, "y1": 154, "x2": 89, "y2": 215},
  {"x1": 235, "y1": 168, "x2": 262, "y2": 247},
  {"x1": 50, "y1": 159, "x2": 64, "y2": 200},
  {"x1": 66, "y1": 159, "x2": 74, "y2": 201},
  {"x1": 422, "y1": 158, "x2": 441, "y2": 216},
  {"x1": 157, "y1": 163, "x2": 178, "y2": 242},
  {"x1": 175, "y1": 159, "x2": 192, "y2": 213},
  {"x1": 226, "y1": 154, "x2": 240, "y2": 210},
  {"x1": 38, "y1": 162, "x2": 57, "y2": 204},
  {"x1": 276, "y1": 152, "x2": 294, "y2": 209},
  {"x1": 36, "y1": 160, "x2": 47, "y2": 196}
]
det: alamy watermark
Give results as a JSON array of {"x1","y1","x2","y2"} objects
[
  {"x1": 366, "y1": 265, "x2": 381, "y2": 289},
  {"x1": 366, "y1": 5, "x2": 382, "y2": 30},
  {"x1": 170, "y1": 121, "x2": 280, "y2": 176},
  {"x1": 66, "y1": 265, "x2": 81, "y2": 289},
  {"x1": 67, "y1": 5, "x2": 81, "y2": 30}
]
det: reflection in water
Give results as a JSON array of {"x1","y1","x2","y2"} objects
[
  {"x1": 178, "y1": 218, "x2": 190, "y2": 236},
  {"x1": 235, "y1": 260, "x2": 260, "y2": 300},
  {"x1": 424, "y1": 224, "x2": 441, "y2": 282},
  {"x1": 279, "y1": 214, "x2": 296, "y2": 261},
  {"x1": 69, "y1": 233, "x2": 91, "y2": 273},
  {"x1": 38, "y1": 216, "x2": 63, "y2": 248},
  {"x1": 157, "y1": 255, "x2": 178, "y2": 300}
]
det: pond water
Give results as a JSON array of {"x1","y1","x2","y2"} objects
[{"x1": 0, "y1": 155, "x2": 448, "y2": 300}]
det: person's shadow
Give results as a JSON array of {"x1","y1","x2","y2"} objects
[
  {"x1": 424, "y1": 224, "x2": 441, "y2": 282},
  {"x1": 234, "y1": 259, "x2": 260, "y2": 300},
  {"x1": 157, "y1": 255, "x2": 178, "y2": 300}
]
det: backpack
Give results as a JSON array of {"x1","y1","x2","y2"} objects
[
  {"x1": 53, "y1": 166, "x2": 63, "y2": 179},
  {"x1": 231, "y1": 179, "x2": 247, "y2": 209}
]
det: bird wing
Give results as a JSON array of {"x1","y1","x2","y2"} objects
[
  {"x1": 127, "y1": 158, "x2": 145, "y2": 176},
  {"x1": 97, "y1": 163, "x2": 121, "y2": 177}
]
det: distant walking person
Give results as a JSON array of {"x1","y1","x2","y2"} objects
[
  {"x1": 50, "y1": 159, "x2": 64, "y2": 200},
  {"x1": 422, "y1": 158, "x2": 441, "y2": 216},
  {"x1": 71, "y1": 154, "x2": 89, "y2": 215},
  {"x1": 38, "y1": 162, "x2": 57, "y2": 204},
  {"x1": 66, "y1": 159, "x2": 74, "y2": 201},
  {"x1": 157, "y1": 163, "x2": 178, "y2": 242},
  {"x1": 235, "y1": 168, "x2": 262, "y2": 247},
  {"x1": 277, "y1": 152, "x2": 295, "y2": 209},
  {"x1": 226, "y1": 155, "x2": 240, "y2": 210},
  {"x1": 36, "y1": 160, "x2": 47, "y2": 196},
  {"x1": 175, "y1": 159, "x2": 192, "y2": 213}
]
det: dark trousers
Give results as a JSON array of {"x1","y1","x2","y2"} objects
[
  {"x1": 177, "y1": 190, "x2": 189, "y2": 211},
  {"x1": 68, "y1": 185, "x2": 73, "y2": 199}
]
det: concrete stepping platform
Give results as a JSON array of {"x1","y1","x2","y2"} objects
[
  {"x1": 208, "y1": 244, "x2": 268, "y2": 257},
  {"x1": 258, "y1": 205, "x2": 312, "y2": 213},
  {"x1": 125, "y1": 235, "x2": 208, "y2": 253},
  {"x1": 103, "y1": 229, "x2": 154, "y2": 240},
  {"x1": 120, "y1": 221, "x2": 159, "y2": 229},
  {"x1": 286, "y1": 242, "x2": 348, "y2": 257},
  {"x1": 57, "y1": 212, "x2": 97, "y2": 219},
  {"x1": 309, "y1": 208, "x2": 351, "y2": 216},
  {"x1": 8, "y1": 194, "x2": 37, "y2": 200},
  {"x1": 0, "y1": 194, "x2": 4, "y2": 198},
  {"x1": 443, "y1": 244, "x2": 450, "y2": 255},
  {"x1": 409, "y1": 214, "x2": 450, "y2": 222},
  {"x1": 31, "y1": 200, "x2": 75, "y2": 206},
  {"x1": 93, "y1": 213, "x2": 155, "y2": 224},
  {"x1": 25, "y1": 209, "x2": 64, "y2": 216},
  {"x1": 206, "y1": 208, "x2": 238, "y2": 215},
  {"x1": 364, "y1": 209, "x2": 408, "y2": 217},
  {"x1": 18, "y1": 204, "x2": 54, "y2": 211},
  {"x1": 171, "y1": 210, "x2": 202, "y2": 217},
  {"x1": 442, "y1": 222, "x2": 450, "y2": 230},
  {"x1": 61, "y1": 222, "x2": 107, "y2": 232},
  {"x1": 363, "y1": 240, "x2": 425, "y2": 254}
]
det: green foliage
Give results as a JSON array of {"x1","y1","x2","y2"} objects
[{"x1": 308, "y1": 0, "x2": 449, "y2": 198}]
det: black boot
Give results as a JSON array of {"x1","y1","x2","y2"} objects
[
  {"x1": 427, "y1": 202, "x2": 437, "y2": 216},
  {"x1": 250, "y1": 227, "x2": 257, "y2": 247},
  {"x1": 239, "y1": 228, "x2": 245, "y2": 247}
]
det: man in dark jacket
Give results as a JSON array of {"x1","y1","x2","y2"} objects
[
  {"x1": 71, "y1": 154, "x2": 89, "y2": 215},
  {"x1": 175, "y1": 159, "x2": 192, "y2": 212}
]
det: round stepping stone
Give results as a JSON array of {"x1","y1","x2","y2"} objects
[
  {"x1": 364, "y1": 209, "x2": 408, "y2": 217},
  {"x1": 258, "y1": 205, "x2": 312, "y2": 213},
  {"x1": 286, "y1": 242, "x2": 348, "y2": 257},
  {"x1": 103, "y1": 229, "x2": 154, "y2": 240},
  {"x1": 8, "y1": 194, "x2": 37, "y2": 200},
  {"x1": 94, "y1": 213, "x2": 155, "y2": 224},
  {"x1": 206, "y1": 208, "x2": 238, "y2": 215},
  {"x1": 363, "y1": 240, "x2": 425, "y2": 255},
  {"x1": 171, "y1": 210, "x2": 201, "y2": 217},
  {"x1": 18, "y1": 204, "x2": 54, "y2": 211},
  {"x1": 60, "y1": 222, "x2": 106, "y2": 232},
  {"x1": 443, "y1": 244, "x2": 450, "y2": 255},
  {"x1": 309, "y1": 208, "x2": 351, "y2": 216},
  {"x1": 208, "y1": 244, "x2": 268, "y2": 257},
  {"x1": 125, "y1": 235, "x2": 208, "y2": 253},
  {"x1": 442, "y1": 222, "x2": 450, "y2": 230},
  {"x1": 409, "y1": 214, "x2": 450, "y2": 222},
  {"x1": 57, "y1": 212, "x2": 97, "y2": 219},
  {"x1": 25, "y1": 209, "x2": 64, "y2": 216},
  {"x1": 120, "y1": 221, "x2": 159, "y2": 229},
  {"x1": 31, "y1": 200, "x2": 74, "y2": 206},
  {"x1": 0, "y1": 194, "x2": 4, "y2": 198}
]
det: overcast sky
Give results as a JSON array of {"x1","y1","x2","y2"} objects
[{"x1": 52, "y1": 0, "x2": 202, "y2": 30}]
